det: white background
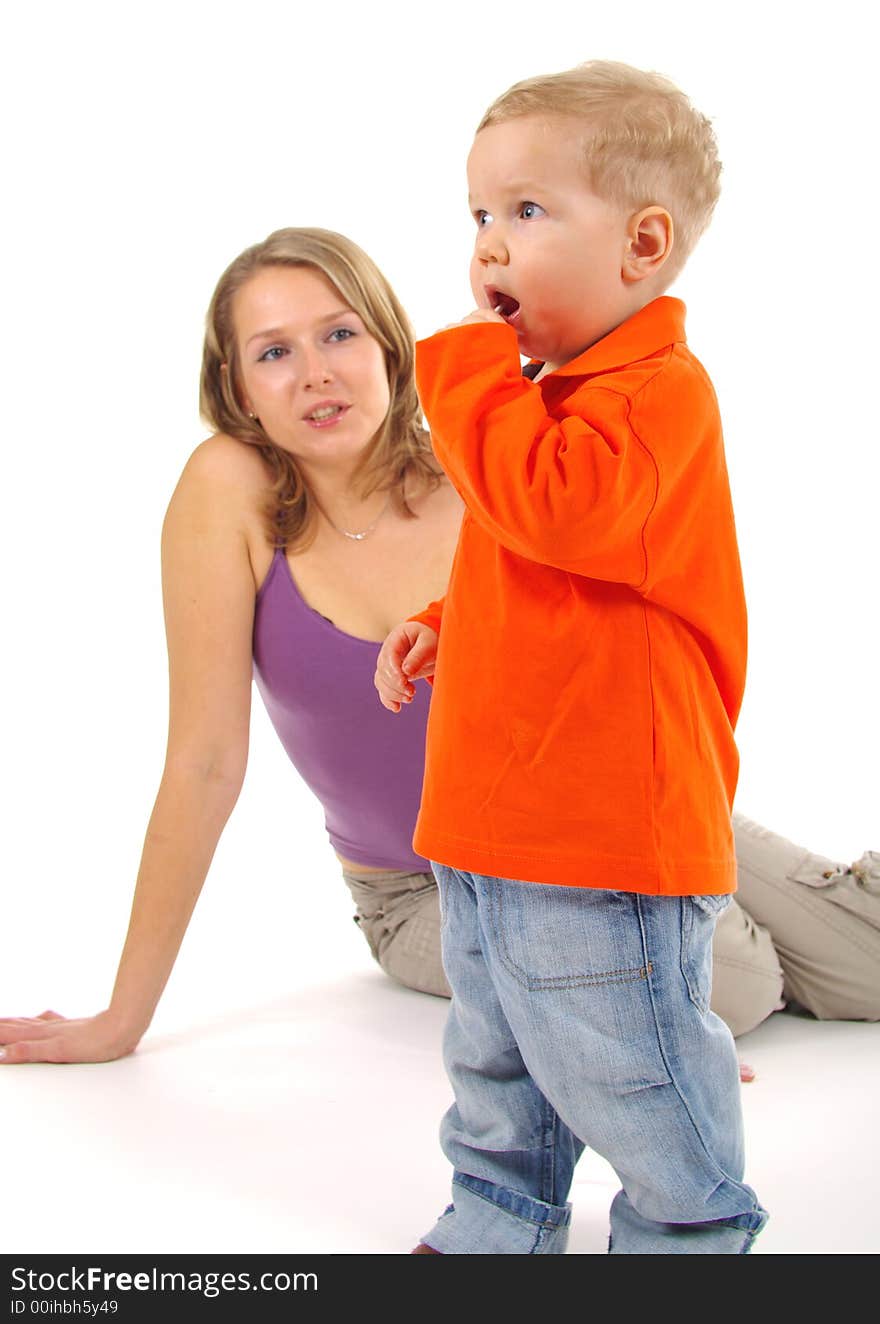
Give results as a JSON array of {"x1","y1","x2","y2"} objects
[{"x1": 1, "y1": 0, "x2": 877, "y2": 1031}]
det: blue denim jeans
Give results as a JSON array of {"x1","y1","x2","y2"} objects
[{"x1": 421, "y1": 864, "x2": 769, "y2": 1254}]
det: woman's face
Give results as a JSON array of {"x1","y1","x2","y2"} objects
[{"x1": 231, "y1": 265, "x2": 391, "y2": 471}]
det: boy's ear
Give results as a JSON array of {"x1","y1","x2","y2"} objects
[{"x1": 622, "y1": 207, "x2": 673, "y2": 283}]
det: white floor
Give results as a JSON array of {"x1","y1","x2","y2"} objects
[{"x1": 2, "y1": 961, "x2": 877, "y2": 1255}]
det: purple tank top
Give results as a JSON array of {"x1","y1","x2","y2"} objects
[{"x1": 252, "y1": 547, "x2": 431, "y2": 871}]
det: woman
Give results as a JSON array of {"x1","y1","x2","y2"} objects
[{"x1": 0, "y1": 227, "x2": 876, "y2": 1065}]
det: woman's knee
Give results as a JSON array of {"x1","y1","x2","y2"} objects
[
  {"x1": 349, "y1": 873, "x2": 451, "y2": 998},
  {"x1": 376, "y1": 913, "x2": 451, "y2": 998},
  {"x1": 710, "y1": 900, "x2": 784, "y2": 1037}
]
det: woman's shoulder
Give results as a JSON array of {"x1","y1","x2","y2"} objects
[
  {"x1": 177, "y1": 433, "x2": 271, "y2": 497},
  {"x1": 163, "y1": 434, "x2": 270, "y2": 555}
]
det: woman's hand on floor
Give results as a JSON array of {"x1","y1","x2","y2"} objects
[{"x1": 0, "y1": 1010, "x2": 139, "y2": 1064}]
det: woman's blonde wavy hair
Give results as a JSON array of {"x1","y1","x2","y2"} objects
[{"x1": 200, "y1": 227, "x2": 441, "y2": 550}]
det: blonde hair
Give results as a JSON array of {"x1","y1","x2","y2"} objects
[
  {"x1": 200, "y1": 227, "x2": 441, "y2": 550},
  {"x1": 478, "y1": 60, "x2": 721, "y2": 283}
]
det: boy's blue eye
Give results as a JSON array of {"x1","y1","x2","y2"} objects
[
  {"x1": 475, "y1": 210, "x2": 493, "y2": 227},
  {"x1": 519, "y1": 201, "x2": 545, "y2": 220}
]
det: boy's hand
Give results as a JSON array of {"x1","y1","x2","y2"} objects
[
  {"x1": 375, "y1": 622, "x2": 438, "y2": 712},
  {"x1": 442, "y1": 308, "x2": 507, "y2": 331}
]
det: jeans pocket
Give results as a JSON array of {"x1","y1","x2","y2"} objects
[
  {"x1": 487, "y1": 878, "x2": 650, "y2": 991},
  {"x1": 681, "y1": 893, "x2": 733, "y2": 1014}
]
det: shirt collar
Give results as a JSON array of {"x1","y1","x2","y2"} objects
[{"x1": 528, "y1": 296, "x2": 687, "y2": 379}]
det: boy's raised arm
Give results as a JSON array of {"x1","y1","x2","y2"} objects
[{"x1": 416, "y1": 321, "x2": 686, "y2": 590}]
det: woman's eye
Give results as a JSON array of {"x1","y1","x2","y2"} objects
[
  {"x1": 327, "y1": 327, "x2": 355, "y2": 342},
  {"x1": 258, "y1": 346, "x2": 286, "y2": 362},
  {"x1": 519, "y1": 201, "x2": 545, "y2": 220}
]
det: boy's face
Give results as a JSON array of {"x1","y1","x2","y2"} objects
[{"x1": 467, "y1": 116, "x2": 635, "y2": 370}]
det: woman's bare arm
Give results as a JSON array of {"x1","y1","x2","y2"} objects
[{"x1": 0, "y1": 437, "x2": 264, "y2": 1063}]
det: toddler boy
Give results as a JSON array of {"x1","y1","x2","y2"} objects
[{"x1": 376, "y1": 60, "x2": 768, "y2": 1254}]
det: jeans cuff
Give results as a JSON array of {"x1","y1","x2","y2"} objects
[{"x1": 421, "y1": 1173, "x2": 572, "y2": 1255}]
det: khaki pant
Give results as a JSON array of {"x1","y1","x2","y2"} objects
[
  {"x1": 717, "y1": 812, "x2": 880, "y2": 1034},
  {"x1": 342, "y1": 811, "x2": 880, "y2": 1039}
]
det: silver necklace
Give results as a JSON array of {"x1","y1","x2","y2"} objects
[{"x1": 323, "y1": 494, "x2": 391, "y2": 541}]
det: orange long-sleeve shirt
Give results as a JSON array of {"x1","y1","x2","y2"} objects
[{"x1": 407, "y1": 297, "x2": 746, "y2": 896}]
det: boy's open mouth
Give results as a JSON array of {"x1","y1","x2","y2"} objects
[{"x1": 487, "y1": 287, "x2": 521, "y2": 322}]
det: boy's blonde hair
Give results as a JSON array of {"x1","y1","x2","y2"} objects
[{"x1": 478, "y1": 60, "x2": 721, "y2": 284}]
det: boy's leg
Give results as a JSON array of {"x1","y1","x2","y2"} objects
[
  {"x1": 433, "y1": 867, "x2": 767, "y2": 1254},
  {"x1": 420, "y1": 863, "x2": 582, "y2": 1254},
  {"x1": 732, "y1": 812, "x2": 880, "y2": 1020}
]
